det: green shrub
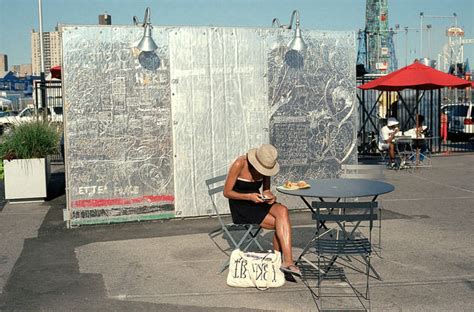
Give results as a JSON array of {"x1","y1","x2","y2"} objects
[{"x1": 0, "y1": 121, "x2": 60, "y2": 160}]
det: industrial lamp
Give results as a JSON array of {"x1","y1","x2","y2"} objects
[
  {"x1": 135, "y1": 7, "x2": 158, "y2": 52},
  {"x1": 272, "y1": 10, "x2": 307, "y2": 52}
]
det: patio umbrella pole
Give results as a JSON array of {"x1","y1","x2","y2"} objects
[{"x1": 416, "y1": 90, "x2": 420, "y2": 166}]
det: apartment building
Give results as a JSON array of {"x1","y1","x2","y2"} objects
[
  {"x1": 0, "y1": 54, "x2": 8, "y2": 72},
  {"x1": 31, "y1": 28, "x2": 62, "y2": 75}
]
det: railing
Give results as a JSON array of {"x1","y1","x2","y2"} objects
[
  {"x1": 357, "y1": 76, "x2": 474, "y2": 155},
  {"x1": 34, "y1": 80, "x2": 64, "y2": 163}
]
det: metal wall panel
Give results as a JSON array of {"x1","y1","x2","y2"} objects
[
  {"x1": 62, "y1": 26, "x2": 174, "y2": 224},
  {"x1": 268, "y1": 30, "x2": 357, "y2": 184},
  {"x1": 170, "y1": 27, "x2": 268, "y2": 217},
  {"x1": 62, "y1": 25, "x2": 356, "y2": 222}
]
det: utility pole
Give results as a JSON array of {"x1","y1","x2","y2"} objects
[
  {"x1": 420, "y1": 12, "x2": 424, "y2": 57},
  {"x1": 38, "y1": 0, "x2": 47, "y2": 121},
  {"x1": 426, "y1": 24, "x2": 432, "y2": 59}
]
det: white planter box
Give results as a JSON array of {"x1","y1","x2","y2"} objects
[{"x1": 3, "y1": 158, "x2": 50, "y2": 201}]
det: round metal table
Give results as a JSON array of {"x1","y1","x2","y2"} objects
[
  {"x1": 277, "y1": 178, "x2": 395, "y2": 201},
  {"x1": 277, "y1": 178, "x2": 394, "y2": 277}
]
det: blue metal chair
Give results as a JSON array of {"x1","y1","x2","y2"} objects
[
  {"x1": 311, "y1": 201, "x2": 378, "y2": 310},
  {"x1": 206, "y1": 174, "x2": 264, "y2": 273}
]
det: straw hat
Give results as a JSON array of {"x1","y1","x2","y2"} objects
[
  {"x1": 387, "y1": 117, "x2": 399, "y2": 127},
  {"x1": 247, "y1": 144, "x2": 280, "y2": 176}
]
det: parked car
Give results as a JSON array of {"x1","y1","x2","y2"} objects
[
  {"x1": 0, "y1": 106, "x2": 63, "y2": 135},
  {"x1": 441, "y1": 103, "x2": 474, "y2": 140},
  {"x1": 0, "y1": 111, "x2": 15, "y2": 118}
]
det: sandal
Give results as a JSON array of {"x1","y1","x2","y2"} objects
[{"x1": 280, "y1": 264, "x2": 302, "y2": 277}]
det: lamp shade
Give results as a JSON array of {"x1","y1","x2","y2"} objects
[
  {"x1": 137, "y1": 24, "x2": 158, "y2": 52},
  {"x1": 288, "y1": 27, "x2": 306, "y2": 51}
]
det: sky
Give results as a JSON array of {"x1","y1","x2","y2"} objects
[{"x1": 0, "y1": 0, "x2": 473, "y2": 70}]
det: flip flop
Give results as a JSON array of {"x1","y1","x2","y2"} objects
[{"x1": 280, "y1": 264, "x2": 302, "y2": 277}]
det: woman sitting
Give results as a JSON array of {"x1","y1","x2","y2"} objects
[{"x1": 223, "y1": 144, "x2": 301, "y2": 277}]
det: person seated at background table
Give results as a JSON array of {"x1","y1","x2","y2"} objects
[
  {"x1": 403, "y1": 114, "x2": 428, "y2": 139},
  {"x1": 378, "y1": 117, "x2": 402, "y2": 168},
  {"x1": 403, "y1": 114, "x2": 428, "y2": 160},
  {"x1": 223, "y1": 144, "x2": 301, "y2": 277}
]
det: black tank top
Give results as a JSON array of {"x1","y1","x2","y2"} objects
[{"x1": 232, "y1": 179, "x2": 262, "y2": 194}]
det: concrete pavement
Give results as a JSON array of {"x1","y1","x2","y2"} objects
[{"x1": 0, "y1": 155, "x2": 473, "y2": 311}]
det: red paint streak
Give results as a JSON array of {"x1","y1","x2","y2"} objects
[{"x1": 73, "y1": 195, "x2": 174, "y2": 208}]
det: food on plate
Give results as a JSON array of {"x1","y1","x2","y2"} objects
[
  {"x1": 297, "y1": 180, "x2": 310, "y2": 188},
  {"x1": 282, "y1": 180, "x2": 310, "y2": 189},
  {"x1": 284, "y1": 181, "x2": 297, "y2": 188}
]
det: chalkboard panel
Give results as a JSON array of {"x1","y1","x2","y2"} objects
[
  {"x1": 62, "y1": 26, "x2": 174, "y2": 220},
  {"x1": 268, "y1": 31, "x2": 357, "y2": 184}
]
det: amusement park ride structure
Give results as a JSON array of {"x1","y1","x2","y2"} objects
[
  {"x1": 357, "y1": 0, "x2": 472, "y2": 76},
  {"x1": 357, "y1": 0, "x2": 397, "y2": 75}
]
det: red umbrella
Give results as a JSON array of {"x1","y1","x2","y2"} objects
[
  {"x1": 50, "y1": 65, "x2": 61, "y2": 79},
  {"x1": 358, "y1": 62, "x2": 471, "y2": 91}
]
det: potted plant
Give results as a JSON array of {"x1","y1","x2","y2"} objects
[{"x1": 0, "y1": 120, "x2": 60, "y2": 201}]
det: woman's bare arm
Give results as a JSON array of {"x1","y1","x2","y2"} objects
[{"x1": 262, "y1": 176, "x2": 276, "y2": 204}]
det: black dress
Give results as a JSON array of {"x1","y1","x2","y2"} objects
[{"x1": 229, "y1": 179, "x2": 273, "y2": 225}]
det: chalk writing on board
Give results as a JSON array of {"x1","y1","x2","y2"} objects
[
  {"x1": 267, "y1": 31, "x2": 357, "y2": 181},
  {"x1": 271, "y1": 121, "x2": 309, "y2": 166},
  {"x1": 63, "y1": 26, "x2": 174, "y2": 212}
]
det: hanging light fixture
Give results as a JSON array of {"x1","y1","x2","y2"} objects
[
  {"x1": 136, "y1": 7, "x2": 158, "y2": 52},
  {"x1": 287, "y1": 10, "x2": 306, "y2": 51},
  {"x1": 272, "y1": 10, "x2": 307, "y2": 52}
]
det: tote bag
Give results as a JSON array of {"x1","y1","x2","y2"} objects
[{"x1": 226, "y1": 249, "x2": 285, "y2": 290}]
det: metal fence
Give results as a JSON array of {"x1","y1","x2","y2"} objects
[
  {"x1": 34, "y1": 80, "x2": 64, "y2": 163},
  {"x1": 31, "y1": 77, "x2": 473, "y2": 164},
  {"x1": 356, "y1": 76, "x2": 474, "y2": 156}
]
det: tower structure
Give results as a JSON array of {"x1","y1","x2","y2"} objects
[{"x1": 357, "y1": 0, "x2": 397, "y2": 74}]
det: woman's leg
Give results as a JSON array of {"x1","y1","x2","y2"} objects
[
  {"x1": 260, "y1": 214, "x2": 281, "y2": 252},
  {"x1": 260, "y1": 203, "x2": 295, "y2": 267}
]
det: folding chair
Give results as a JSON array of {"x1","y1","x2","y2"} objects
[
  {"x1": 205, "y1": 174, "x2": 264, "y2": 273},
  {"x1": 341, "y1": 164, "x2": 385, "y2": 254},
  {"x1": 312, "y1": 201, "x2": 378, "y2": 310}
]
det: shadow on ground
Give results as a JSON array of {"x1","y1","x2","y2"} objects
[{"x1": 0, "y1": 172, "x2": 268, "y2": 311}]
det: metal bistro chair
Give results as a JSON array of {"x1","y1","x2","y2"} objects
[
  {"x1": 341, "y1": 164, "x2": 385, "y2": 254},
  {"x1": 312, "y1": 201, "x2": 378, "y2": 310},
  {"x1": 205, "y1": 174, "x2": 264, "y2": 273}
]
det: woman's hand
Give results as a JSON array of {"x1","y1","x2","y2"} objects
[
  {"x1": 263, "y1": 191, "x2": 276, "y2": 204},
  {"x1": 248, "y1": 193, "x2": 265, "y2": 203}
]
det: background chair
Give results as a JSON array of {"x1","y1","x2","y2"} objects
[
  {"x1": 205, "y1": 174, "x2": 265, "y2": 273},
  {"x1": 311, "y1": 201, "x2": 378, "y2": 311}
]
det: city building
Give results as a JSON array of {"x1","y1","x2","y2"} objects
[
  {"x1": 31, "y1": 28, "x2": 62, "y2": 75},
  {"x1": 10, "y1": 64, "x2": 32, "y2": 77},
  {"x1": 99, "y1": 13, "x2": 112, "y2": 25},
  {"x1": 0, "y1": 54, "x2": 8, "y2": 72}
]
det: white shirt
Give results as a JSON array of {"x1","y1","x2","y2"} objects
[
  {"x1": 379, "y1": 125, "x2": 398, "y2": 143},
  {"x1": 378, "y1": 125, "x2": 403, "y2": 150}
]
